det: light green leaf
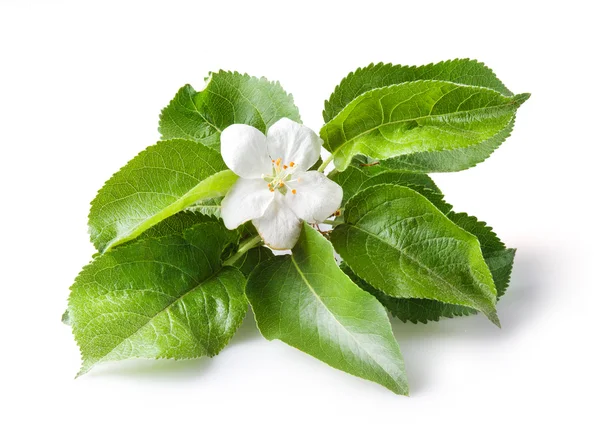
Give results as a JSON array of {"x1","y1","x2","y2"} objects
[
  {"x1": 330, "y1": 184, "x2": 500, "y2": 326},
  {"x1": 323, "y1": 59, "x2": 513, "y2": 123},
  {"x1": 185, "y1": 196, "x2": 223, "y2": 218},
  {"x1": 321, "y1": 80, "x2": 529, "y2": 171},
  {"x1": 379, "y1": 118, "x2": 515, "y2": 173},
  {"x1": 246, "y1": 224, "x2": 408, "y2": 395},
  {"x1": 159, "y1": 71, "x2": 301, "y2": 149},
  {"x1": 69, "y1": 222, "x2": 246, "y2": 376},
  {"x1": 88, "y1": 139, "x2": 238, "y2": 252}
]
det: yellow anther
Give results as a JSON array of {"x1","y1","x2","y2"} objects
[
  {"x1": 283, "y1": 165, "x2": 288, "y2": 169},
  {"x1": 289, "y1": 161, "x2": 295, "y2": 167},
  {"x1": 292, "y1": 189, "x2": 297, "y2": 195},
  {"x1": 279, "y1": 182, "x2": 284, "y2": 187}
]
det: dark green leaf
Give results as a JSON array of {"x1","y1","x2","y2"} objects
[
  {"x1": 446, "y1": 212, "x2": 515, "y2": 298},
  {"x1": 137, "y1": 211, "x2": 218, "y2": 240},
  {"x1": 330, "y1": 162, "x2": 447, "y2": 209},
  {"x1": 343, "y1": 264, "x2": 476, "y2": 324},
  {"x1": 340, "y1": 200, "x2": 516, "y2": 323},
  {"x1": 246, "y1": 224, "x2": 409, "y2": 395},
  {"x1": 330, "y1": 184, "x2": 500, "y2": 326},
  {"x1": 159, "y1": 71, "x2": 301, "y2": 149},
  {"x1": 232, "y1": 246, "x2": 273, "y2": 277}
]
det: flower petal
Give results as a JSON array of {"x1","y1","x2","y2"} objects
[
  {"x1": 252, "y1": 193, "x2": 302, "y2": 250},
  {"x1": 221, "y1": 124, "x2": 272, "y2": 178},
  {"x1": 221, "y1": 178, "x2": 273, "y2": 229},
  {"x1": 266, "y1": 118, "x2": 322, "y2": 172},
  {"x1": 284, "y1": 171, "x2": 343, "y2": 223}
]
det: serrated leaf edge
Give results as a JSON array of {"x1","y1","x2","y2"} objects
[
  {"x1": 321, "y1": 79, "x2": 529, "y2": 170},
  {"x1": 323, "y1": 58, "x2": 514, "y2": 122},
  {"x1": 70, "y1": 230, "x2": 246, "y2": 377}
]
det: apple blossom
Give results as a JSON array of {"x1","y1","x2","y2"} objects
[{"x1": 220, "y1": 118, "x2": 342, "y2": 249}]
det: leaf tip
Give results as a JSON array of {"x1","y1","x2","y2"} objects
[
  {"x1": 514, "y1": 92, "x2": 531, "y2": 106},
  {"x1": 395, "y1": 382, "x2": 410, "y2": 396},
  {"x1": 74, "y1": 367, "x2": 88, "y2": 379},
  {"x1": 61, "y1": 309, "x2": 71, "y2": 326},
  {"x1": 488, "y1": 310, "x2": 502, "y2": 328}
]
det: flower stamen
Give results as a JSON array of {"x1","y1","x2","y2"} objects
[{"x1": 264, "y1": 157, "x2": 298, "y2": 196}]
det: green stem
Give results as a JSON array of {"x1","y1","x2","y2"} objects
[
  {"x1": 223, "y1": 235, "x2": 263, "y2": 267},
  {"x1": 317, "y1": 155, "x2": 334, "y2": 173},
  {"x1": 322, "y1": 219, "x2": 343, "y2": 226}
]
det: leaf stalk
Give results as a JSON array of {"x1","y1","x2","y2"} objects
[
  {"x1": 317, "y1": 155, "x2": 334, "y2": 173},
  {"x1": 224, "y1": 235, "x2": 263, "y2": 266}
]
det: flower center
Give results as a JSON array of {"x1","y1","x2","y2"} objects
[{"x1": 262, "y1": 158, "x2": 298, "y2": 195}]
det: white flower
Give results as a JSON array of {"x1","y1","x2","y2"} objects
[{"x1": 220, "y1": 118, "x2": 343, "y2": 250}]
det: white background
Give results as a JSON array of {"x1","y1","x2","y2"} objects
[{"x1": 1, "y1": 0, "x2": 598, "y2": 438}]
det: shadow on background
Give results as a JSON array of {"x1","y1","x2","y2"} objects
[
  {"x1": 392, "y1": 249, "x2": 546, "y2": 393},
  {"x1": 85, "y1": 307, "x2": 262, "y2": 380}
]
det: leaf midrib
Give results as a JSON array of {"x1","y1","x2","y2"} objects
[
  {"x1": 326, "y1": 98, "x2": 519, "y2": 159},
  {"x1": 289, "y1": 255, "x2": 400, "y2": 388},
  {"x1": 78, "y1": 268, "x2": 227, "y2": 375},
  {"x1": 342, "y1": 214, "x2": 492, "y2": 311},
  {"x1": 101, "y1": 170, "x2": 234, "y2": 252}
]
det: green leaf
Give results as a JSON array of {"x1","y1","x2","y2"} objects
[
  {"x1": 446, "y1": 212, "x2": 515, "y2": 298},
  {"x1": 231, "y1": 245, "x2": 273, "y2": 277},
  {"x1": 378, "y1": 295, "x2": 477, "y2": 323},
  {"x1": 137, "y1": 211, "x2": 218, "y2": 240},
  {"x1": 329, "y1": 168, "x2": 507, "y2": 324},
  {"x1": 88, "y1": 139, "x2": 238, "y2": 252},
  {"x1": 320, "y1": 80, "x2": 529, "y2": 171},
  {"x1": 330, "y1": 161, "x2": 447, "y2": 208},
  {"x1": 159, "y1": 71, "x2": 301, "y2": 149},
  {"x1": 69, "y1": 222, "x2": 246, "y2": 375},
  {"x1": 61, "y1": 213, "x2": 230, "y2": 327},
  {"x1": 343, "y1": 210, "x2": 516, "y2": 324},
  {"x1": 343, "y1": 264, "x2": 476, "y2": 324},
  {"x1": 246, "y1": 224, "x2": 409, "y2": 395},
  {"x1": 324, "y1": 59, "x2": 513, "y2": 123},
  {"x1": 62, "y1": 309, "x2": 71, "y2": 325},
  {"x1": 366, "y1": 205, "x2": 515, "y2": 324},
  {"x1": 388, "y1": 184, "x2": 516, "y2": 297},
  {"x1": 379, "y1": 118, "x2": 515, "y2": 173},
  {"x1": 185, "y1": 196, "x2": 223, "y2": 218},
  {"x1": 330, "y1": 184, "x2": 500, "y2": 326}
]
